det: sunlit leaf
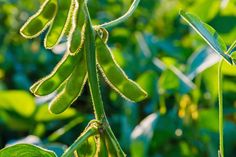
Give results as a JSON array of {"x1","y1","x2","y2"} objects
[
  {"x1": 159, "y1": 67, "x2": 195, "y2": 94},
  {"x1": 198, "y1": 109, "x2": 218, "y2": 132},
  {"x1": 187, "y1": 47, "x2": 220, "y2": 79},
  {"x1": 159, "y1": 69, "x2": 179, "y2": 94},
  {"x1": 34, "y1": 103, "x2": 77, "y2": 122},
  {"x1": 136, "y1": 71, "x2": 158, "y2": 97},
  {"x1": 180, "y1": 10, "x2": 233, "y2": 65},
  {"x1": 0, "y1": 144, "x2": 57, "y2": 157},
  {"x1": 0, "y1": 90, "x2": 35, "y2": 117},
  {"x1": 131, "y1": 113, "x2": 159, "y2": 157}
]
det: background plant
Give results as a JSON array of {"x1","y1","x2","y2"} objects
[
  {"x1": 180, "y1": 10, "x2": 236, "y2": 157},
  {"x1": 0, "y1": 0, "x2": 236, "y2": 157}
]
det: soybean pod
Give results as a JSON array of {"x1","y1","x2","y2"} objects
[
  {"x1": 20, "y1": 0, "x2": 58, "y2": 38},
  {"x1": 44, "y1": 0, "x2": 76, "y2": 49},
  {"x1": 104, "y1": 132, "x2": 121, "y2": 157},
  {"x1": 103, "y1": 128, "x2": 126, "y2": 157},
  {"x1": 96, "y1": 27, "x2": 109, "y2": 44},
  {"x1": 97, "y1": 135, "x2": 109, "y2": 157},
  {"x1": 69, "y1": 0, "x2": 86, "y2": 55},
  {"x1": 30, "y1": 79, "x2": 43, "y2": 93},
  {"x1": 96, "y1": 36, "x2": 147, "y2": 102},
  {"x1": 83, "y1": 3, "x2": 106, "y2": 121},
  {"x1": 49, "y1": 51, "x2": 87, "y2": 114},
  {"x1": 31, "y1": 50, "x2": 82, "y2": 96},
  {"x1": 76, "y1": 136, "x2": 97, "y2": 157}
]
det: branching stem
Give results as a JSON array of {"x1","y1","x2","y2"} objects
[
  {"x1": 84, "y1": 3, "x2": 106, "y2": 121},
  {"x1": 227, "y1": 40, "x2": 236, "y2": 55},
  {"x1": 61, "y1": 128, "x2": 97, "y2": 157},
  {"x1": 95, "y1": 0, "x2": 141, "y2": 28},
  {"x1": 84, "y1": 3, "x2": 126, "y2": 155}
]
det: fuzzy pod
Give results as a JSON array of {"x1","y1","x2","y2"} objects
[
  {"x1": 104, "y1": 129, "x2": 126, "y2": 157},
  {"x1": 49, "y1": 52, "x2": 87, "y2": 114},
  {"x1": 20, "y1": 0, "x2": 58, "y2": 38},
  {"x1": 96, "y1": 36, "x2": 147, "y2": 102},
  {"x1": 96, "y1": 135, "x2": 109, "y2": 157},
  {"x1": 44, "y1": 0, "x2": 76, "y2": 49},
  {"x1": 76, "y1": 135, "x2": 97, "y2": 157},
  {"x1": 68, "y1": 0, "x2": 86, "y2": 55},
  {"x1": 31, "y1": 50, "x2": 82, "y2": 96}
]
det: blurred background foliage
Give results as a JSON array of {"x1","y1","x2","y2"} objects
[{"x1": 0, "y1": 0, "x2": 236, "y2": 156}]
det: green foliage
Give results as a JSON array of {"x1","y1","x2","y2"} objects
[
  {"x1": 0, "y1": 0, "x2": 236, "y2": 157},
  {"x1": 180, "y1": 10, "x2": 236, "y2": 157},
  {"x1": 0, "y1": 144, "x2": 56, "y2": 157},
  {"x1": 180, "y1": 11, "x2": 232, "y2": 64}
]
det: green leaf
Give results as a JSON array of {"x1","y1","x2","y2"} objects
[
  {"x1": 158, "y1": 69, "x2": 179, "y2": 94},
  {"x1": 187, "y1": 47, "x2": 220, "y2": 79},
  {"x1": 231, "y1": 51, "x2": 236, "y2": 65},
  {"x1": 180, "y1": 10, "x2": 233, "y2": 65},
  {"x1": 34, "y1": 103, "x2": 77, "y2": 122},
  {"x1": 136, "y1": 71, "x2": 158, "y2": 97},
  {"x1": 0, "y1": 144, "x2": 57, "y2": 157},
  {"x1": 130, "y1": 113, "x2": 159, "y2": 157},
  {"x1": 0, "y1": 90, "x2": 35, "y2": 117},
  {"x1": 198, "y1": 109, "x2": 218, "y2": 132}
]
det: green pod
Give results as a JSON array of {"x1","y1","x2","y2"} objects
[
  {"x1": 96, "y1": 135, "x2": 108, "y2": 157},
  {"x1": 20, "y1": 0, "x2": 58, "y2": 38},
  {"x1": 44, "y1": 0, "x2": 75, "y2": 49},
  {"x1": 104, "y1": 129, "x2": 126, "y2": 157},
  {"x1": 30, "y1": 79, "x2": 42, "y2": 93},
  {"x1": 49, "y1": 52, "x2": 87, "y2": 114},
  {"x1": 96, "y1": 36, "x2": 147, "y2": 102},
  {"x1": 63, "y1": 7, "x2": 74, "y2": 37},
  {"x1": 69, "y1": 0, "x2": 86, "y2": 55},
  {"x1": 31, "y1": 50, "x2": 82, "y2": 96},
  {"x1": 76, "y1": 136, "x2": 97, "y2": 157},
  {"x1": 96, "y1": 27, "x2": 109, "y2": 43},
  {"x1": 104, "y1": 132, "x2": 120, "y2": 157}
]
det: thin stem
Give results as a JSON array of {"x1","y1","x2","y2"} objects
[
  {"x1": 61, "y1": 128, "x2": 97, "y2": 157},
  {"x1": 218, "y1": 59, "x2": 224, "y2": 157},
  {"x1": 95, "y1": 0, "x2": 141, "y2": 28},
  {"x1": 84, "y1": 3, "x2": 106, "y2": 121},
  {"x1": 84, "y1": 3, "x2": 126, "y2": 155},
  {"x1": 227, "y1": 40, "x2": 236, "y2": 55},
  {"x1": 48, "y1": 117, "x2": 84, "y2": 142}
]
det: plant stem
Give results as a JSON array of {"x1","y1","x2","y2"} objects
[
  {"x1": 95, "y1": 0, "x2": 140, "y2": 28},
  {"x1": 227, "y1": 40, "x2": 236, "y2": 55},
  {"x1": 48, "y1": 117, "x2": 84, "y2": 142},
  {"x1": 218, "y1": 59, "x2": 224, "y2": 157},
  {"x1": 61, "y1": 128, "x2": 97, "y2": 157},
  {"x1": 84, "y1": 3, "x2": 126, "y2": 155},
  {"x1": 84, "y1": 3, "x2": 106, "y2": 121}
]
